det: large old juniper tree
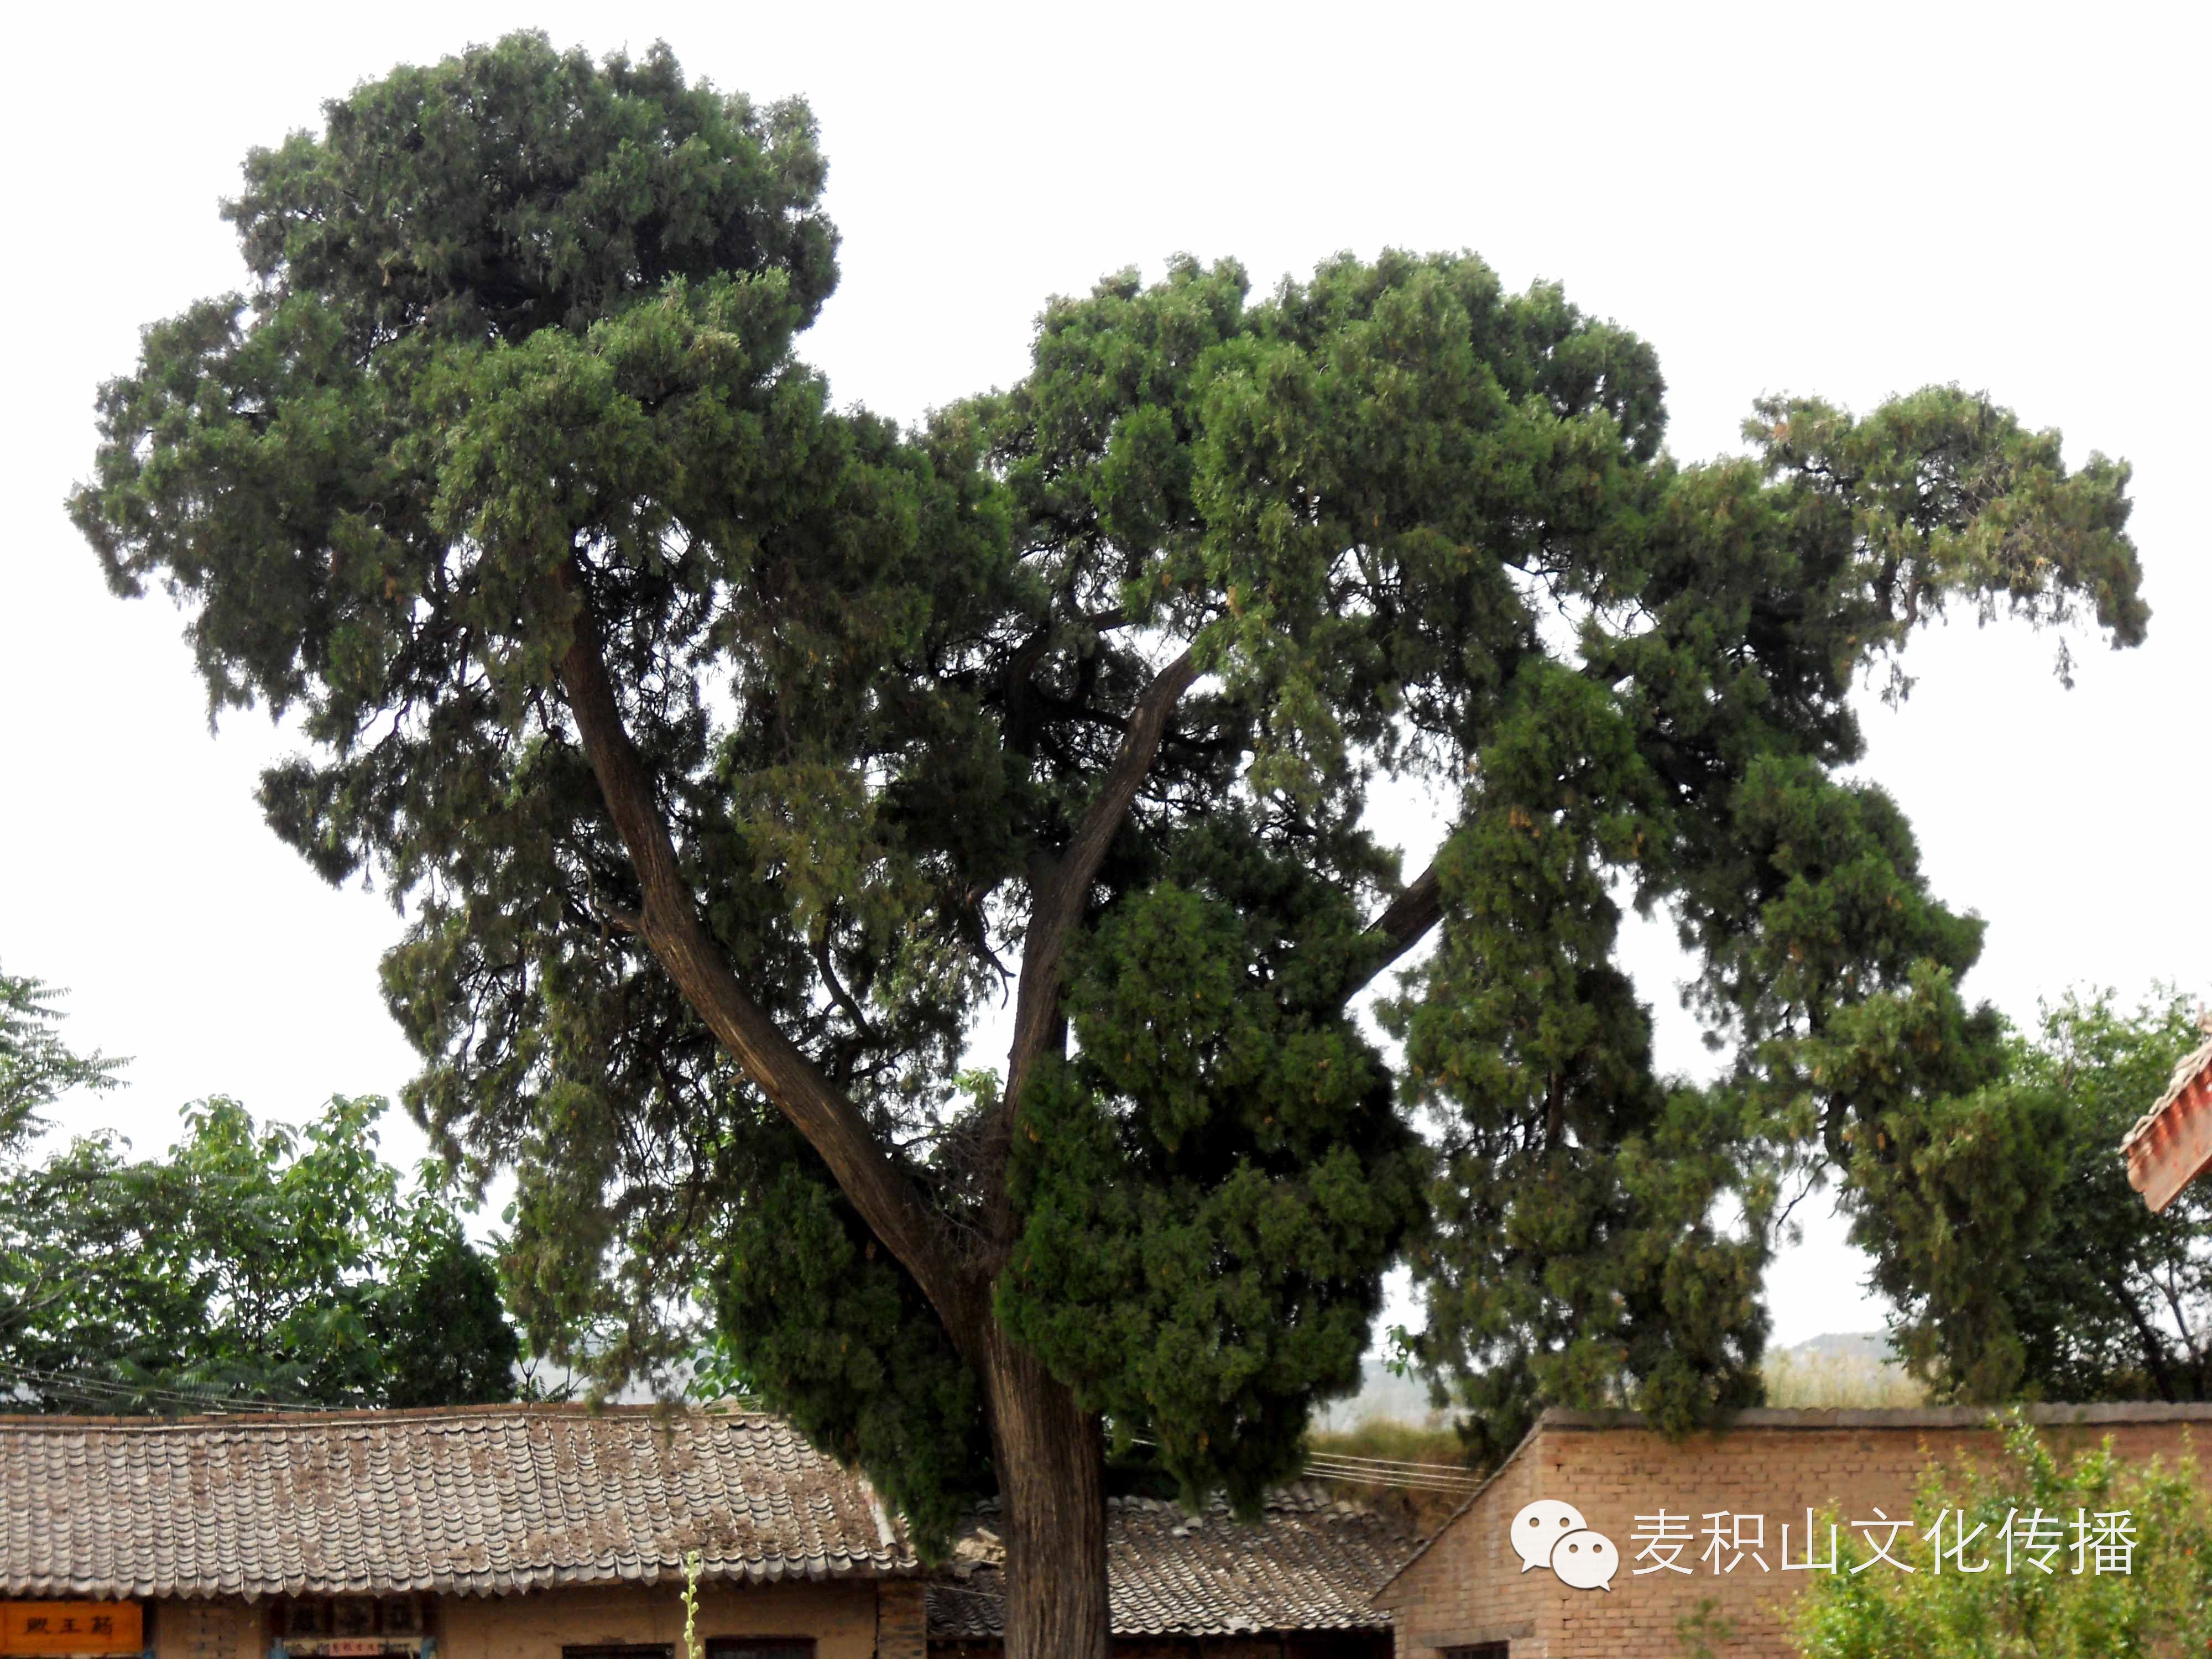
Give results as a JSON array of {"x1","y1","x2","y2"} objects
[{"x1": 74, "y1": 33, "x2": 2146, "y2": 1659}]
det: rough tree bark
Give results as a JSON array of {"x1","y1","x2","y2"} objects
[{"x1": 982, "y1": 1328, "x2": 1110, "y2": 1659}]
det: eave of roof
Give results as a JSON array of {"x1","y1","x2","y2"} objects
[{"x1": 2121, "y1": 1033, "x2": 2212, "y2": 1212}]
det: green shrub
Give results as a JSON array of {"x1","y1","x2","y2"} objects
[{"x1": 1793, "y1": 1416, "x2": 2212, "y2": 1658}]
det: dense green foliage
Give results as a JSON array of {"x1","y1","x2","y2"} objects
[
  {"x1": 1854, "y1": 992, "x2": 2212, "y2": 1404},
  {"x1": 1793, "y1": 1418, "x2": 2212, "y2": 1658},
  {"x1": 67, "y1": 28, "x2": 2147, "y2": 1567},
  {"x1": 0, "y1": 966, "x2": 121, "y2": 1149},
  {"x1": 1403, "y1": 392, "x2": 2146, "y2": 1462},
  {"x1": 0, "y1": 1094, "x2": 519, "y2": 1411}
]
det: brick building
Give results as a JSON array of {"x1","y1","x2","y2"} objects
[{"x1": 1374, "y1": 1402, "x2": 2212, "y2": 1659}]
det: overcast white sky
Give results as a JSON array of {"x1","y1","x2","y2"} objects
[{"x1": 4, "y1": 1, "x2": 2205, "y2": 1354}]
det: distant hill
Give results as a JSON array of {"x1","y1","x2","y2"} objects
[{"x1": 1784, "y1": 1330, "x2": 1895, "y2": 1363}]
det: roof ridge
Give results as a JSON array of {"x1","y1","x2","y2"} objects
[
  {"x1": 1536, "y1": 1400, "x2": 2212, "y2": 1431},
  {"x1": 2122, "y1": 1031, "x2": 2212, "y2": 1151},
  {"x1": 931, "y1": 1480, "x2": 1412, "y2": 1640},
  {"x1": 0, "y1": 1401, "x2": 785, "y2": 1431}
]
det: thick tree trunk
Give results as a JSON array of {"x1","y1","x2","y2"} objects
[{"x1": 981, "y1": 1324, "x2": 1109, "y2": 1659}]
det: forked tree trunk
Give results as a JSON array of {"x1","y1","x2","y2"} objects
[
  {"x1": 980, "y1": 1324, "x2": 1109, "y2": 1659},
  {"x1": 553, "y1": 574, "x2": 1122, "y2": 1659}
]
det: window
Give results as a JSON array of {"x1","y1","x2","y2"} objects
[{"x1": 1438, "y1": 1646, "x2": 1510, "y2": 1659}]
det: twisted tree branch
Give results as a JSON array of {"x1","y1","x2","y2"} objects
[
  {"x1": 1003, "y1": 646, "x2": 1198, "y2": 1109},
  {"x1": 1302, "y1": 857, "x2": 1449, "y2": 1011},
  {"x1": 965, "y1": 646, "x2": 1199, "y2": 1261},
  {"x1": 549, "y1": 560, "x2": 979, "y2": 1345}
]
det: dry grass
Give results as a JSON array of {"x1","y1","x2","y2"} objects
[
  {"x1": 1305, "y1": 1417, "x2": 1479, "y2": 1537},
  {"x1": 1300, "y1": 1344, "x2": 1927, "y2": 1536},
  {"x1": 1309, "y1": 1416, "x2": 1469, "y2": 1467},
  {"x1": 1760, "y1": 1347, "x2": 1927, "y2": 1408}
]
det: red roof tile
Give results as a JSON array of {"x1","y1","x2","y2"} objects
[{"x1": 2121, "y1": 1029, "x2": 2212, "y2": 1212}]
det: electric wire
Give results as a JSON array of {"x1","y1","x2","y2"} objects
[
  {"x1": 0, "y1": 1360, "x2": 336, "y2": 1415},
  {"x1": 1127, "y1": 1433, "x2": 1482, "y2": 1494}
]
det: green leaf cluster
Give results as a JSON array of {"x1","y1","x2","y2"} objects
[
  {"x1": 1851, "y1": 991, "x2": 2212, "y2": 1404},
  {"x1": 694, "y1": 1123, "x2": 989, "y2": 1550},
  {"x1": 1793, "y1": 1417, "x2": 2212, "y2": 1658},
  {"x1": 0, "y1": 1094, "x2": 519, "y2": 1411},
  {"x1": 999, "y1": 873, "x2": 1426, "y2": 1508},
  {"x1": 1389, "y1": 385, "x2": 2135, "y2": 1455},
  {"x1": 0, "y1": 966, "x2": 122, "y2": 1150}
]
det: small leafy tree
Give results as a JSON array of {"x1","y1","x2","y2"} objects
[
  {"x1": 69, "y1": 32, "x2": 2147, "y2": 1657},
  {"x1": 0, "y1": 1094, "x2": 519, "y2": 1410},
  {"x1": 1853, "y1": 990, "x2": 2212, "y2": 1402},
  {"x1": 1792, "y1": 1418, "x2": 2212, "y2": 1658},
  {"x1": 0, "y1": 965, "x2": 122, "y2": 1149}
]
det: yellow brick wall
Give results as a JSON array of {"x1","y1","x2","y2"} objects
[
  {"x1": 140, "y1": 1580, "x2": 885, "y2": 1659},
  {"x1": 437, "y1": 1581, "x2": 881, "y2": 1659},
  {"x1": 1382, "y1": 1414, "x2": 2208, "y2": 1659}
]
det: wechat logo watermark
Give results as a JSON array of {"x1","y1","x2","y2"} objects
[{"x1": 1513, "y1": 1499, "x2": 1619, "y2": 1591}]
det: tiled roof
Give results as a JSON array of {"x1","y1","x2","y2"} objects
[
  {"x1": 927, "y1": 1485, "x2": 1415, "y2": 1640},
  {"x1": 2122, "y1": 1025, "x2": 2212, "y2": 1212},
  {"x1": 0, "y1": 1404, "x2": 911, "y2": 1599}
]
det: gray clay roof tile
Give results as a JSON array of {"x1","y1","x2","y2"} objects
[
  {"x1": 925, "y1": 1485, "x2": 1415, "y2": 1640},
  {"x1": 0, "y1": 1405, "x2": 913, "y2": 1599}
]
